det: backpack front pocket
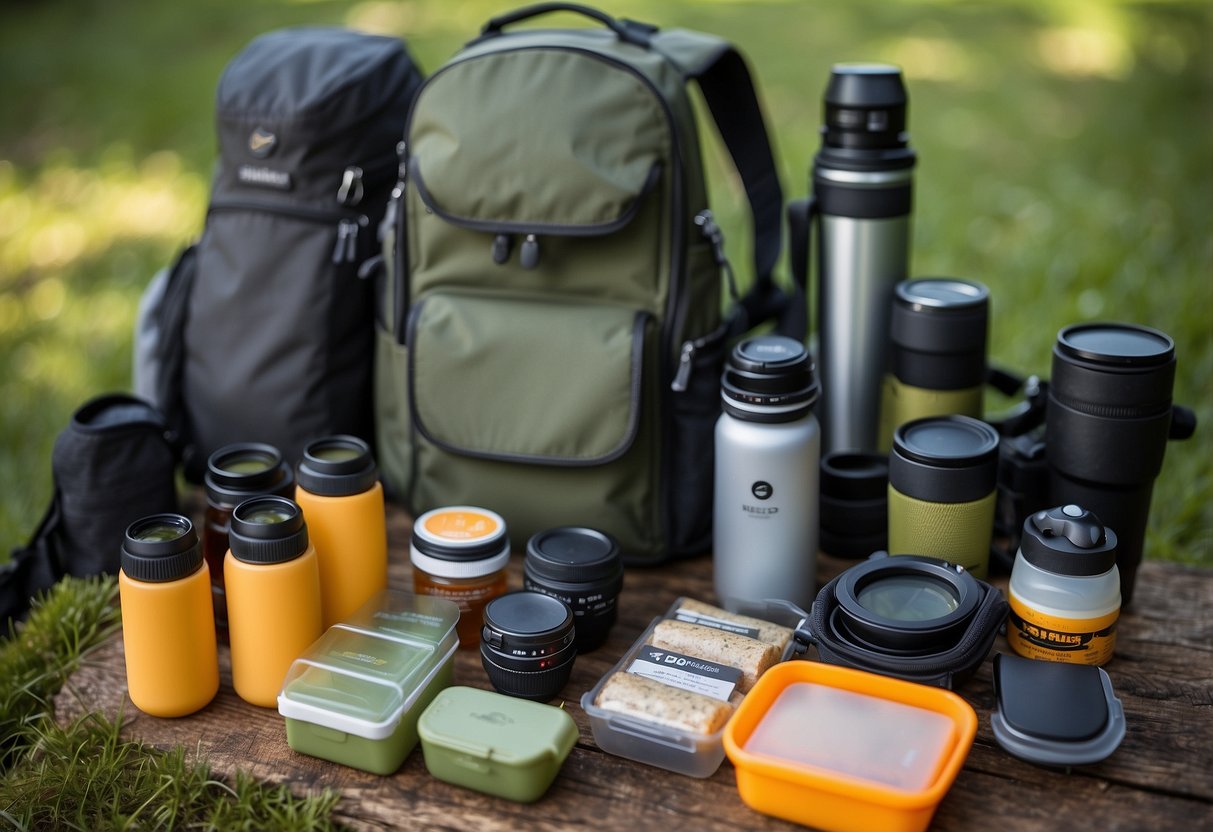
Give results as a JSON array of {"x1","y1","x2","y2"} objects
[{"x1": 405, "y1": 292, "x2": 660, "y2": 556}]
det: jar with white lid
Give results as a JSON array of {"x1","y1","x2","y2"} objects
[{"x1": 411, "y1": 506, "x2": 510, "y2": 648}]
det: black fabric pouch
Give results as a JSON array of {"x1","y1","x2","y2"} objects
[{"x1": 1, "y1": 394, "x2": 178, "y2": 621}]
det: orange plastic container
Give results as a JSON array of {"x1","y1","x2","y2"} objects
[
  {"x1": 294, "y1": 436, "x2": 388, "y2": 628},
  {"x1": 723, "y1": 661, "x2": 976, "y2": 832},
  {"x1": 119, "y1": 514, "x2": 219, "y2": 718},
  {"x1": 225, "y1": 497, "x2": 324, "y2": 708}
]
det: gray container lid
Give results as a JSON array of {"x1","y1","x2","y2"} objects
[{"x1": 990, "y1": 653, "x2": 1125, "y2": 766}]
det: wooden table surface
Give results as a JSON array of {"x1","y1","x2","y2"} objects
[{"x1": 57, "y1": 504, "x2": 1213, "y2": 831}]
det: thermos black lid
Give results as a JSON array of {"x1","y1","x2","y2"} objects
[
  {"x1": 821, "y1": 63, "x2": 912, "y2": 158},
  {"x1": 296, "y1": 435, "x2": 378, "y2": 497},
  {"x1": 1020, "y1": 505, "x2": 1118, "y2": 576},
  {"x1": 228, "y1": 496, "x2": 310, "y2": 564},
  {"x1": 204, "y1": 442, "x2": 294, "y2": 505},
  {"x1": 525, "y1": 527, "x2": 623, "y2": 586},
  {"x1": 889, "y1": 416, "x2": 1000, "y2": 504},
  {"x1": 721, "y1": 335, "x2": 819, "y2": 423},
  {"x1": 121, "y1": 513, "x2": 203, "y2": 583}
]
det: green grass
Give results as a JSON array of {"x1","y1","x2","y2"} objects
[
  {"x1": 1, "y1": 0, "x2": 1208, "y2": 567},
  {"x1": 0, "y1": 578, "x2": 342, "y2": 830},
  {"x1": 0, "y1": 715, "x2": 341, "y2": 831}
]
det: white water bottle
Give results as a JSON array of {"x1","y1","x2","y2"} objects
[{"x1": 713, "y1": 336, "x2": 821, "y2": 612}]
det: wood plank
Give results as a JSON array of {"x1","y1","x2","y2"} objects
[{"x1": 55, "y1": 506, "x2": 1213, "y2": 830}]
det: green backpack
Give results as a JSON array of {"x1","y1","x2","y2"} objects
[{"x1": 375, "y1": 4, "x2": 802, "y2": 562}]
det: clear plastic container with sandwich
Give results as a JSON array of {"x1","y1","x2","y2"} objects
[
  {"x1": 581, "y1": 597, "x2": 801, "y2": 778},
  {"x1": 277, "y1": 590, "x2": 459, "y2": 775}
]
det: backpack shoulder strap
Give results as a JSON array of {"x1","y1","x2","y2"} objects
[{"x1": 652, "y1": 29, "x2": 806, "y2": 340}]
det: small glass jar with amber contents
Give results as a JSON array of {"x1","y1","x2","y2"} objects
[{"x1": 410, "y1": 506, "x2": 510, "y2": 648}]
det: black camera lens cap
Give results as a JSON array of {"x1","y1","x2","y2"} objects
[
  {"x1": 483, "y1": 591, "x2": 574, "y2": 649},
  {"x1": 526, "y1": 527, "x2": 622, "y2": 584},
  {"x1": 1056, "y1": 323, "x2": 1173, "y2": 369}
]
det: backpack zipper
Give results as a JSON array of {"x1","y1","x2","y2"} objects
[
  {"x1": 670, "y1": 210, "x2": 739, "y2": 392},
  {"x1": 207, "y1": 199, "x2": 369, "y2": 265}
]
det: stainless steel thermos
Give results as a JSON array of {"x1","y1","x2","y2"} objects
[
  {"x1": 714, "y1": 336, "x2": 821, "y2": 612},
  {"x1": 809, "y1": 64, "x2": 916, "y2": 454}
]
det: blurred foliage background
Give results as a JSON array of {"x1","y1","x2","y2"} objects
[{"x1": 1, "y1": 0, "x2": 1210, "y2": 566}]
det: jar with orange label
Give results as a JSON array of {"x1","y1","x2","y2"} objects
[{"x1": 411, "y1": 506, "x2": 510, "y2": 648}]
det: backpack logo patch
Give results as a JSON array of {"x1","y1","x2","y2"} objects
[
  {"x1": 248, "y1": 127, "x2": 277, "y2": 157},
  {"x1": 237, "y1": 165, "x2": 292, "y2": 191}
]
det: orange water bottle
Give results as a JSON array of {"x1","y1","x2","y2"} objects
[
  {"x1": 119, "y1": 514, "x2": 219, "y2": 717},
  {"x1": 224, "y1": 496, "x2": 323, "y2": 707},
  {"x1": 294, "y1": 436, "x2": 387, "y2": 628}
]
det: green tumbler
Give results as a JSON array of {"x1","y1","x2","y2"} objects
[{"x1": 887, "y1": 416, "x2": 1000, "y2": 578}]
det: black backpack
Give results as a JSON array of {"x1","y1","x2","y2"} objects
[{"x1": 135, "y1": 27, "x2": 423, "y2": 478}]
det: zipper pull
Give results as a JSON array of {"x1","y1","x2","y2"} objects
[
  {"x1": 695, "y1": 209, "x2": 739, "y2": 301},
  {"x1": 491, "y1": 234, "x2": 512, "y2": 265},
  {"x1": 671, "y1": 340, "x2": 696, "y2": 392},
  {"x1": 520, "y1": 234, "x2": 539, "y2": 269},
  {"x1": 345, "y1": 217, "x2": 361, "y2": 261},
  {"x1": 332, "y1": 218, "x2": 363, "y2": 264},
  {"x1": 694, "y1": 210, "x2": 726, "y2": 264},
  {"x1": 332, "y1": 220, "x2": 351, "y2": 263},
  {"x1": 337, "y1": 166, "x2": 364, "y2": 206}
]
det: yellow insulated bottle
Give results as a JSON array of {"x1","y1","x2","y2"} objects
[
  {"x1": 225, "y1": 496, "x2": 323, "y2": 708},
  {"x1": 119, "y1": 514, "x2": 218, "y2": 718},
  {"x1": 294, "y1": 436, "x2": 387, "y2": 628}
]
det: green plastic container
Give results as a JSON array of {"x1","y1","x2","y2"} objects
[
  {"x1": 277, "y1": 590, "x2": 459, "y2": 775},
  {"x1": 418, "y1": 686, "x2": 579, "y2": 802}
]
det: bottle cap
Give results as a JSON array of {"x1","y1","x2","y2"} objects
[
  {"x1": 121, "y1": 514, "x2": 203, "y2": 582},
  {"x1": 228, "y1": 496, "x2": 310, "y2": 564},
  {"x1": 204, "y1": 442, "x2": 294, "y2": 506},
  {"x1": 1020, "y1": 505, "x2": 1118, "y2": 576},
  {"x1": 296, "y1": 435, "x2": 378, "y2": 497}
]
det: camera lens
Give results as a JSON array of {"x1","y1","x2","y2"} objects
[
  {"x1": 122, "y1": 514, "x2": 203, "y2": 583},
  {"x1": 856, "y1": 574, "x2": 960, "y2": 620},
  {"x1": 523, "y1": 527, "x2": 623, "y2": 653},
  {"x1": 833, "y1": 556, "x2": 980, "y2": 654},
  {"x1": 1048, "y1": 322, "x2": 1179, "y2": 606},
  {"x1": 480, "y1": 591, "x2": 576, "y2": 702}
]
